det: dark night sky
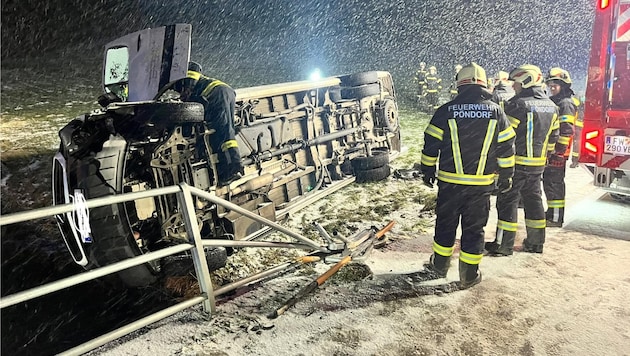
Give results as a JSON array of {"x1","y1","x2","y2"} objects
[{"x1": 1, "y1": 0, "x2": 595, "y2": 95}]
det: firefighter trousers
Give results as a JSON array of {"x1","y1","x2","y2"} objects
[
  {"x1": 494, "y1": 170, "x2": 546, "y2": 252},
  {"x1": 543, "y1": 163, "x2": 567, "y2": 224},
  {"x1": 204, "y1": 85, "x2": 242, "y2": 183},
  {"x1": 426, "y1": 92, "x2": 440, "y2": 110},
  {"x1": 434, "y1": 183, "x2": 491, "y2": 258}
]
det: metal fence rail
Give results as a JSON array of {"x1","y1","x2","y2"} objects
[{"x1": 0, "y1": 183, "x2": 320, "y2": 355}]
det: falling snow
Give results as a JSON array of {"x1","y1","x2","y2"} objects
[{"x1": 1, "y1": 1, "x2": 597, "y2": 354}]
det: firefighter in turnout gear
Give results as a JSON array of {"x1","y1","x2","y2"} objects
[
  {"x1": 449, "y1": 64, "x2": 463, "y2": 100},
  {"x1": 178, "y1": 61, "x2": 244, "y2": 186},
  {"x1": 485, "y1": 64, "x2": 559, "y2": 255},
  {"x1": 414, "y1": 61, "x2": 428, "y2": 96},
  {"x1": 424, "y1": 66, "x2": 443, "y2": 112},
  {"x1": 543, "y1": 68, "x2": 577, "y2": 227},
  {"x1": 419, "y1": 62, "x2": 516, "y2": 289}
]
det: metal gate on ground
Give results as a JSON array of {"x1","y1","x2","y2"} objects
[{"x1": 0, "y1": 183, "x2": 328, "y2": 355}]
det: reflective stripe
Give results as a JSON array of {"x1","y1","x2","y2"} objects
[
  {"x1": 201, "y1": 79, "x2": 228, "y2": 97},
  {"x1": 448, "y1": 119, "x2": 464, "y2": 175},
  {"x1": 515, "y1": 156, "x2": 546, "y2": 166},
  {"x1": 497, "y1": 219, "x2": 518, "y2": 232},
  {"x1": 572, "y1": 97, "x2": 581, "y2": 106},
  {"x1": 437, "y1": 170, "x2": 495, "y2": 185},
  {"x1": 420, "y1": 153, "x2": 437, "y2": 167},
  {"x1": 540, "y1": 114, "x2": 558, "y2": 161},
  {"x1": 525, "y1": 219, "x2": 546, "y2": 229},
  {"x1": 425, "y1": 124, "x2": 444, "y2": 141},
  {"x1": 575, "y1": 120, "x2": 584, "y2": 128},
  {"x1": 526, "y1": 112, "x2": 534, "y2": 158},
  {"x1": 497, "y1": 155, "x2": 515, "y2": 168},
  {"x1": 560, "y1": 114, "x2": 575, "y2": 124},
  {"x1": 221, "y1": 139, "x2": 239, "y2": 151},
  {"x1": 498, "y1": 126, "x2": 516, "y2": 142},
  {"x1": 187, "y1": 70, "x2": 201, "y2": 80},
  {"x1": 557, "y1": 136, "x2": 571, "y2": 145},
  {"x1": 421, "y1": 153, "x2": 438, "y2": 166},
  {"x1": 551, "y1": 114, "x2": 560, "y2": 130},
  {"x1": 507, "y1": 115, "x2": 520, "y2": 128},
  {"x1": 477, "y1": 120, "x2": 497, "y2": 175},
  {"x1": 459, "y1": 251, "x2": 483, "y2": 265},
  {"x1": 547, "y1": 143, "x2": 556, "y2": 152},
  {"x1": 433, "y1": 242, "x2": 454, "y2": 257},
  {"x1": 547, "y1": 199, "x2": 565, "y2": 208},
  {"x1": 571, "y1": 152, "x2": 579, "y2": 157}
]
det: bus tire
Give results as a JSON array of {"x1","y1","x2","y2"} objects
[{"x1": 355, "y1": 165, "x2": 391, "y2": 183}]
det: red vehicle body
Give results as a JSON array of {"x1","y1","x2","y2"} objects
[{"x1": 580, "y1": 0, "x2": 630, "y2": 199}]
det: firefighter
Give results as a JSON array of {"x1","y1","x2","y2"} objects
[
  {"x1": 485, "y1": 64, "x2": 559, "y2": 255},
  {"x1": 570, "y1": 93, "x2": 584, "y2": 168},
  {"x1": 491, "y1": 71, "x2": 515, "y2": 110},
  {"x1": 177, "y1": 61, "x2": 243, "y2": 186},
  {"x1": 419, "y1": 62, "x2": 516, "y2": 288},
  {"x1": 543, "y1": 68, "x2": 577, "y2": 227},
  {"x1": 448, "y1": 64, "x2": 463, "y2": 100},
  {"x1": 424, "y1": 66, "x2": 443, "y2": 112},
  {"x1": 414, "y1": 61, "x2": 428, "y2": 97}
]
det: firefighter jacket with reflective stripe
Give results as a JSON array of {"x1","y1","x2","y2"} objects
[
  {"x1": 504, "y1": 86, "x2": 559, "y2": 174},
  {"x1": 188, "y1": 75, "x2": 238, "y2": 151},
  {"x1": 550, "y1": 90, "x2": 576, "y2": 157},
  {"x1": 420, "y1": 85, "x2": 516, "y2": 187},
  {"x1": 424, "y1": 75, "x2": 442, "y2": 93},
  {"x1": 415, "y1": 69, "x2": 428, "y2": 88}
]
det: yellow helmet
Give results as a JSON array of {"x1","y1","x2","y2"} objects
[
  {"x1": 495, "y1": 71, "x2": 510, "y2": 82},
  {"x1": 509, "y1": 64, "x2": 543, "y2": 88},
  {"x1": 456, "y1": 62, "x2": 487, "y2": 88},
  {"x1": 546, "y1": 67, "x2": 572, "y2": 84}
]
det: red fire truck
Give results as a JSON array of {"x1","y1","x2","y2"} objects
[{"x1": 580, "y1": 0, "x2": 630, "y2": 201}]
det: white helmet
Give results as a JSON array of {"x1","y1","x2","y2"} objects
[
  {"x1": 456, "y1": 62, "x2": 487, "y2": 88},
  {"x1": 509, "y1": 64, "x2": 544, "y2": 88}
]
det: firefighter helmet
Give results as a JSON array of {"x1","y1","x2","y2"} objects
[
  {"x1": 456, "y1": 62, "x2": 487, "y2": 88},
  {"x1": 546, "y1": 67, "x2": 572, "y2": 84},
  {"x1": 187, "y1": 61, "x2": 203, "y2": 79},
  {"x1": 177, "y1": 61, "x2": 203, "y2": 98},
  {"x1": 509, "y1": 64, "x2": 543, "y2": 88},
  {"x1": 495, "y1": 71, "x2": 510, "y2": 82},
  {"x1": 419, "y1": 61, "x2": 426, "y2": 68}
]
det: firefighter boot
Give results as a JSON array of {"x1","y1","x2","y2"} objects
[
  {"x1": 426, "y1": 253, "x2": 450, "y2": 278},
  {"x1": 459, "y1": 260, "x2": 482, "y2": 289},
  {"x1": 522, "y1": 227, "x2": 545, "y2": 253},
  {"x1": 408, "y1": 253, "x2": 450, "y2": 282},
  {"x1": 485, "y1": 230, "x2": 516, "y2": 256}
]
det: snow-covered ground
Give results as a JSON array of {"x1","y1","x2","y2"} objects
[{"x1": 89, "y1": 163, "x2": 630, "y2": 356}]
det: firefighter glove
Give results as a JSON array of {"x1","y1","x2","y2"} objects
[
  {"x1": 497, "y1": 177, "x2": 513, "y2": 194},
  {"x1": 547, "y1": 153, "x2": 565, "y2": 168},
  {"x1": 225, "y1": 147, "x2": 244, "y2": 176},
  {"x1": 422, "y1": 172, "x2": 436, "y2": 188}
]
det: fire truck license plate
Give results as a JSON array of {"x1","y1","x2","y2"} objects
[{"x1": 604, "y1": 136, "x2": 630, "y2": 155}]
